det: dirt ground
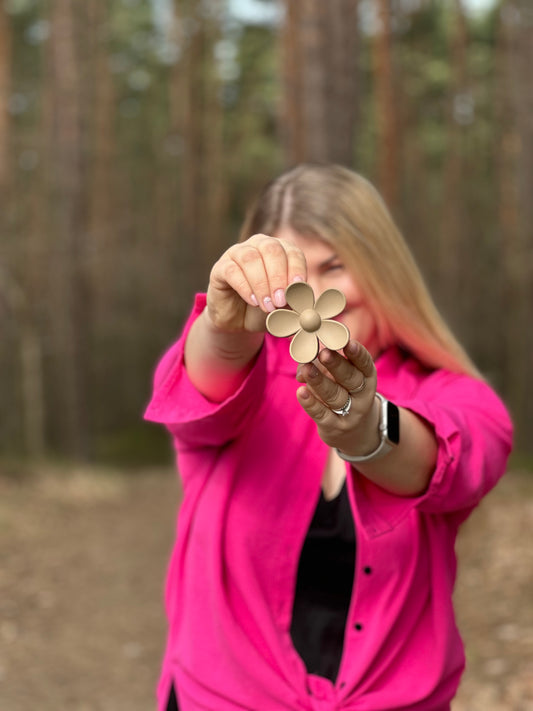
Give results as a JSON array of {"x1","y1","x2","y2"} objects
[{"x1": 0, "y1": 463, "x2": 532, "y2": 711}]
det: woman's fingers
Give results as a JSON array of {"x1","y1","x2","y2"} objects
[
  {"x1": 319, "y1": 342, "x2": 376, "y2": 393},
  {"x1": 295, "y1": 342, "x2": 378, "y2": 453},
  {"x1": 342, "y1": 341, "x2": 376, "y2": 377},
  {"x1": 224, "y1": 235, "x2": 307, "y2": 313},
  {"x1": 207, "y1": 234, "x2": 306, "y2": 333},
  {"x1": 236, "y1": 236, "x2": 288, "y2": 312},
  {"x1": 297, "y1": 362, "x2": 350, "y2": 412},
  {"x1": 225, "y1": 244, "x2": 275, "y2": 310},
  {"x1": 296, "y1": 343, "x2": 380, "y2": 453},
  {"x1": 278, "y1": 237, "x2": 308, "y2": 289},
  {"x1": 296, "y1": 386, "x2": 341, "y2": 426},
  {"x1": 209, "y1": 257, "x2": 257, "y2": 308},
  {"x1": 297, "y1": 344, "x2": 375, "y2": 409}
]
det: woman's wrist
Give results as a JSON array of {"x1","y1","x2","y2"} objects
[
  {"x1": 201, "y1": 308, "x2": 264, "y2": 360},
  {"x1": 338, "y1": 395, "x2": 382, "y2": 459},
  {"x1": 184, "y1": 308, "x2": 264, "y2": 403}
]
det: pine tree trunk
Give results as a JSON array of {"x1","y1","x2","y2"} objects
[
  {"x1": 281, "y1": 0, "x2": 360, "y2": 165},
  {"x1": 47, "y1": 0, "x2": 90, "y2": 458},
  {"x1": 372, "y1": 0, "x2": 399, "y2": 209},
  {"x1": 0, "y1": 268, "x2": 46, "y2": 458},
  {"x1": 87, "y1": 0, "x2": 116, "y2": 318},
  {"x1": 497, "y1": 0, "x2": 533, "y2": 453},
  {"x1": 438, "y1": 0, "x2": 469, "y2": 325},
  {"x1": 173, "y1": 0, "x2": 225, "y2": 287},
  {"x1": 0, "y1": 3, "x2": 11, "y2": 193}
]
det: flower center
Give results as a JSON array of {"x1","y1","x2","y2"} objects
[{"x1": 299, "y1": 308, "x2": 321, "y2": 333}]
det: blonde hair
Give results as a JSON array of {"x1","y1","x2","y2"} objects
[{"x1": 240, "y1": 163, "x2": 481, "y2": 378}]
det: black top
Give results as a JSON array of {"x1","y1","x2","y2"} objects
[{"x1": 289, "y1": 481, "x2": 356, "y2": 682}]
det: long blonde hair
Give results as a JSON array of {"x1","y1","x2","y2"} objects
[{"x1": 240, "y1": 163, "x2": 481, "y2": 378}]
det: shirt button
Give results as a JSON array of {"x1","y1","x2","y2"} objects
[
  {"x1": 354, "y1": 622, "x2": 363, "y2": 631},
  {"x1": 363, "y1": 566, "x2": 372, "y2": 574}
]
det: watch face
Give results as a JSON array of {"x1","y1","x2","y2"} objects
[{"x1": 387, "y1": 402, "x2": 400, "y2": 444}]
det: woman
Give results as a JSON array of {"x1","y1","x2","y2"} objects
[{"x1": 145, "y1": 164, "x2": 512, "y2": 711}]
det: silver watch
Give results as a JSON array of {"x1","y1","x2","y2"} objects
[{"x1": 336, "y1": 393, "x2": 400, "y2": 463}]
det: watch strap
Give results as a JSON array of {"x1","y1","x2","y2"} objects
[{"x1": 335, "y1": 393, "x2": 398, "y2": 463}]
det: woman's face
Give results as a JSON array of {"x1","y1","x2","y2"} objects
[{"x1": 274, "y1": 227, "x2": 381, "y2": 358}]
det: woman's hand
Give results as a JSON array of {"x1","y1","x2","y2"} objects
[
  {"x1": 207, "y1": 234, "x2": 307, "y2": 333},
  {"x1": 297, "y1": 340, "x2": 438, "y2": 496},
  {"x1": 296, "y1": 341, "x2": 381, "y2": 458},
  {"x1": 185, "y1": 234, "x2": 306, "y2": 402}
]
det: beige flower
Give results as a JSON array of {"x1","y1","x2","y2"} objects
[{"x1": 266, "y1": 282, "x2": 350, "y2": 363}]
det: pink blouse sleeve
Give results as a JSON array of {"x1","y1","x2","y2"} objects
[
  {"x1": 397, "y1": 372, "x2": 513, "y2": 514},
  {"x1": 143, "y1": 293, "x2": 267, "y2": 450},
  {"x1": 350, "y1": 371, "x2": 513, "y2": 535}
]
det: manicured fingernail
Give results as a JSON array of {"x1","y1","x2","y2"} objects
[
  {"x1": 308, "y1": 365, "x2": 319, "y2": 379},
  {"x1": 299, "y1": 388, "x2": 310, "y2": 400},
  {"x1": 292, "y1": 275, "x2": 304, "y2": 283},
  {"x1": 273, "y1": 289, "x2": 286, "y2": 308},
  {"x1": 250, "y1": 293, "x2": 259, "y2": 306},
  {"x1": 263, "y1": 296, "x2": 275, "y2": 312}
]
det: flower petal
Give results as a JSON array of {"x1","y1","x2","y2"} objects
[
  {"x1": 290, "y1": 329, "x2": 319, "y2": 363},
  {"x1": 266, "y1": 309, "x2": 300, "y2": 337},
  {"x1": 285, "y1": 282, "x2": 315, "y2": 313},
  {"x1": 317, "y1": 320, "x2": 350, "y2": 351},
  {"x1": 315, "y1": 289, "x2": 346, "y2": 319}
]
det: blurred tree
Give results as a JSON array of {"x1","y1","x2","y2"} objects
[
  {"x1": 497, "y1": 0, "x2": 533, "y2": 452},
  {"x1": 439, "y1": 0, "x2": 470, "y2": 319},
  {"x1": 46, "y1": 0, "x2": 90, "y2": 458},
  {"x1": 281, "y1": 0, "x2": 360, "y2": 164},
  {"x1": 0, "y1": 1, "x2": 11, "y2": 192},
  {"x1": 87, "y1": 0, "x2": 116, "y2": 320},
  {"x1": 372, "y1": 0, "x2": 400, "y2": 209},
  {"x1": 0, "y1": 265, "x2": 46, "y2": 459},
  {"x1": 0, "y1": 6, "x2": 47, "y2": 459},
  {"x1": 0, "y1": 0, "x2": 531, "y2": 461},
  {"x1": 224, "y1": 20, "x2": 284, "y2": 223},
  {"x1": 174, "y1": 0, "x2": 226, "y2": 275}
]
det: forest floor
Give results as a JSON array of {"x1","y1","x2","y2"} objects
[{"x1": 0, "y1": 462, "x2": 532, "y2": 711}]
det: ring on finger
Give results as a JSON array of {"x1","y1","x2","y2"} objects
[
  {"x1": 331, "y1": 395, "x2": 352, "y2": 417},
  {"x1": 349, "y1": 377, "x2": 366, "y2": 395}
]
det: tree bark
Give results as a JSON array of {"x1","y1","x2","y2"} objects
[
  {"x1": 281, "y1": 0, "x2": 360, "y2": 165},
  {"x1": 497, "y1": 0, "x2": 533, "y2": 452},
  {"x1": 172, "y1": 0, "x2": 226, "y2": 287},
  {"x1": 438, "y1": 0, "x2": 470, "y2": 323},
  {"x1": 0, "y1": 2, "x2": 11, "y2": 193},
  {"x1": 0, "y1": 9, "x2": 47, "y2": 458},
  {"x1": 87, "y1": 0, "x2": 116, "y2": 312},
  {"x1": 372, "y1": 0, "x2": 399, "y2": 209},
  {"x1": 0, "y1": 267, "x2": 46, "y2": 458},
  {"x1": 47, "y1": 0, "x2": 90, "y2": 458}
]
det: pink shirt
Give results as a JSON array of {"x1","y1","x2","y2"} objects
[{"x1": 144, "y1": 294, "x2": 513, "y2": 711}]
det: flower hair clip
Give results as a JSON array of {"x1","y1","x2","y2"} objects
[{"x1": 265, "y1": 282, "x2": 350, "y2": 363}]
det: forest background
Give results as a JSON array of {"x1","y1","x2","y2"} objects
[
  {"x1": 1, "y1": 2, "x2": 533, "y2": 710},
  {"x1": 1, "y1": 0, "x2": 532, "y2": 465}
]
